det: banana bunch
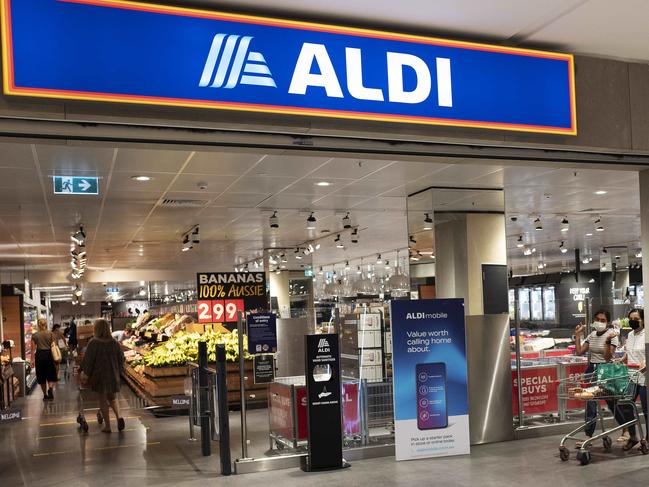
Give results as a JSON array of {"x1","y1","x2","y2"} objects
[{"x1": 142, "y1": 329, "x2": 251, "y2": 367}]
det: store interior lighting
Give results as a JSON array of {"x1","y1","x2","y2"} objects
[
  {"x1": 306, "y1": 212, "x2": 316, "y2": 230},
  {"x1": 342, "y1": 212, "x2": 351, "y2": 229},
  {"x1": 561, "y1": 217, "x2": 569, "y2": 232},
  {"x1": 423, "y1": 213, "x2": 433, "y2": 230},
  {"x1": 560, "y1": 241, "x2": 568, "y2": 253},
  {"x1": 351, "y1": 228, "x2": 359, "y2": 244},
  {"x1": 534, "y1": 217, "x2": 542, "y2": 231},
  {"x1": 269, "y1": 210, "x2": 279, "y2": 229},
  {"x1": 335, "y1": 234, "x2": 344, "y2": 248}
]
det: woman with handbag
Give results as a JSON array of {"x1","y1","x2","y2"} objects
[
  {"x1": 81, "y1": 319, "x2": 125, "y2": 433},
  {"x1": 32, "y1": 318, "x2": 60, "y2": 401}
]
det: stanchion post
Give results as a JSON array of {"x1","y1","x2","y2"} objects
[
  {"x1": 237, "y1": 311, "x2": 249, "y2": 459},
  {"x1": 216, "y1": 344, "x2": 231, "y2": 475},
  {"x1": 198, "y1": 341, "x2": 211, "y2": 456},
  {"x1": 188, "y1": 367, "x2": 196, "y2": 441}
]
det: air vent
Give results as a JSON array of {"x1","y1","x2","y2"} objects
[{"x1": 160, "y1": 198, "x2": 207, "y2": 208}]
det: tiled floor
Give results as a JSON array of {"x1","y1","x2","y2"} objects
[{"x1": 2, "y1": 371, "x2": 649, "y2": 486}]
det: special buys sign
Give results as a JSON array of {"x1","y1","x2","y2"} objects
[
  {"x1": 390, "y1": 299, "x2": 469, "y2": 461},
  {"x1": 1, "y1": 0, "x2": 575, "y2": 134},
  {"x1": 511, "y1": 366, "x2": 558, "y2": 415}
]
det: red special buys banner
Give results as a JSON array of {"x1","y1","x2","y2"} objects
[{"x1": 512, "y1": 366, "x2": 558, "y2": 415}]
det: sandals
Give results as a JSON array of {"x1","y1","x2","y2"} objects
[
  {"x1": 623, "y1": 438, "x2": 640, "y2": 451},
  {"x1": 617, "y1": 432, "x2": 630, "y2": 443}
]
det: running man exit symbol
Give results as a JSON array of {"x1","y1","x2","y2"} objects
[{"x1": 53, "y1": 176, "x2": 99, "y2": 195}]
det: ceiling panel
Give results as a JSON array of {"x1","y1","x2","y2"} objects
[
  {"x1": 330, "y1": 178, "x2": 404, "y2": 197},
  {"x1": 167, "y1": 173, "x2": 239, "y2": 193},
  {"x1": 309, "y1": 158, "x2": 392, "y2": 180},
  {"x1": 186, "y1": 151, "x2": 263, "y2": 175},
  {"x1": 35, "y1": 145, "x2": 114, "y2": 173},
  {"x1": 210, "y1": 192, "x2": 271, "y2": 207},
  {"x1": 248, "y1": 154, "x2": 330, "y2": 178},
  {"x1": 227, "y1": 175, "x2": 298, "y2": 194},
  {"x1": 113, "y1": 148, "x2": 191, "y2": 173},
  {"x1": 0, "y1": 141, "x2": 37, "y2": 169}
]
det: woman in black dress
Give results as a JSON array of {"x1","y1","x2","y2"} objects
[
  {"x1": 81, "y1": 319, "x2": 125, "y2": 433},
  {"x1": 32, "y1": 318, "x2": 58, "y2": 400}
]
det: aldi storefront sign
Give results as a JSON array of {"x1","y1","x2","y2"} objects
[{"x1": 2, "y1": 0, "x2": 575, "y2": 134}]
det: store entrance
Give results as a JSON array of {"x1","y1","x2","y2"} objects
[{"x1": 0, "y1": 138, "x2": 645, "y2": 478}]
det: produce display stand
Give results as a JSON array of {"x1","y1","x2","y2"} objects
[{"x1": 122, "y1": 359, "x2": 267, "y2": 410}]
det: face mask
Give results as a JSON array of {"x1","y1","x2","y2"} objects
[
  {"x1": 592, "y1": 322, "x2": 607, "y2": 333},
  {"x1": 628, "y1": 319, "x2": 641, "y2": 330}
]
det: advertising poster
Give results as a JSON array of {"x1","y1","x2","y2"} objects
[
  {"x1": 390, "y1": 299, "x2": 469, "y2": 461},
  {"x1": 196, "y1": 272, "x2": 268, "y2": 324}
]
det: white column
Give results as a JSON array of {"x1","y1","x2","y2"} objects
[{"x1": 639, "y1": 170, "x2": 649, "y2": 385}]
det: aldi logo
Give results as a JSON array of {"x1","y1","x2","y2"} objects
[{"x1": 199, "y1": 34, "x2": 276, "y2": 89}]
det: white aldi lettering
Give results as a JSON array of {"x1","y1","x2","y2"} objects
[{"x1": 287, "y1": 43, "x2": 452, "y2": 106}]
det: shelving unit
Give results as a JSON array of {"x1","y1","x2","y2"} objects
[{"x1": 340, "y1": 306, "x2": 386, "y2": 383}]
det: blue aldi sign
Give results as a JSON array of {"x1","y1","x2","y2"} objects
[
  {"x1": 53, "y1": 176, "x2": 99, "y2": 195},
  {"x1": 1, "y1": 0, "x2": 576, "y2": 135}
]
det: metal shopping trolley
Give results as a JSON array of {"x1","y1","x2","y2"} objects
[
  {"x1": 557, "y1": 367, "x2": 648, "y2": 465},
  {"x1": 76, "y1": 372, "x2": 103, "y2": 432}
]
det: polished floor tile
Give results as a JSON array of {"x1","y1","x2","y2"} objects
[{"x1": 1, "y1": 372, "x2": 648, "y2": 486}]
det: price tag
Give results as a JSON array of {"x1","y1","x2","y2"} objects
[
  {"x1": 197, "y1": 300, "x2": 213, "y2": 323},
  {"x1": 225, "y1": 299, "x2": 244, "y2": 322},
  {"x1": 212, "y1": 300, "x2": 225, "y2": 322}
]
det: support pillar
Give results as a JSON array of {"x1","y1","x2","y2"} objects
[{"x1": 639, "y1": 170, "x2": 649, "y2": 386}]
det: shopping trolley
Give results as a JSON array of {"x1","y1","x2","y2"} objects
[
  {"x1": 557, "y1": 366, "x2": 648, "y2": 465},
  {"x1": 76, "y1": 372, "x2": 103, "y2": 432}
]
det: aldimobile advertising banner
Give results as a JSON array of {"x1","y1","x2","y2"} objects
[{"x1": 390, "y1": 298, "x2": 469, "y2": 461}]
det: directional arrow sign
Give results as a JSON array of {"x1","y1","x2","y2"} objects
[{"x1": 53, "y1": 176, "x2": 99, "y2": 195}]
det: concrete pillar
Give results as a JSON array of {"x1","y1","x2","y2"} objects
[
  {"x1": 435, "y1": 213, "x2": 507, "y2": 315},
  {"x1": 639, "y1": 170, "x2": 649, "y2": 386}
]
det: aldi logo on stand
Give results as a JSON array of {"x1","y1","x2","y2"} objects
[{"x1": 1, "y1": 0, "x2": 576, "y2": 134}]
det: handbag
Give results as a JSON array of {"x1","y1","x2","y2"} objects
[{"x1": 51, "y1": 333, "x2": 62, "y2": 363}]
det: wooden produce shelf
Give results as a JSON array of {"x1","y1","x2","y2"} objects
[{"x1": 123, "y1": 360, "x2": 268, "y2": 410}]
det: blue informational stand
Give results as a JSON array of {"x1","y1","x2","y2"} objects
[{"x1": 390, "y1": 298, "x2": 470, "y2": 461}]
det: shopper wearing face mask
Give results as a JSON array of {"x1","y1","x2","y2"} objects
[
  {"x1": 574, "y1": 309, "x2": 621, "y2": 445},
  {"x1": 616, "y1": 308, "x2": 647, "y2": 451}
]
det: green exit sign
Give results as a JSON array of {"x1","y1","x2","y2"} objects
[{"x1": 53, "y1": 176, "x2": 99, "y2": 195}]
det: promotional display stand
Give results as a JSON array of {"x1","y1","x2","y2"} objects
[
  {"x1": 390, "y1": 299, "x2": 470, "y2": 461},
  {"x1": 301, "y1": 333, "x2": 349, "y2": 472}
]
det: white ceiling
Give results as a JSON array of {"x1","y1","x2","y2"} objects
[
  {"x1": 189, "y1": 0, "x2": 649, "y2": 62},
  {"x1": 0, "y1": 139, "x2": 641, "y2": 291}
]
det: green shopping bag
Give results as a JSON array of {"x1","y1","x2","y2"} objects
[{"x1": 596, "y1": 363, "x2": 628, "y2": 396}]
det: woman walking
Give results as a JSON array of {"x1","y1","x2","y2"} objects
[
  {"x1": 81, "y1": 319, "x2": 126, "y2": 433},
  {"x1": 32, "y1": 318, "x2": 58, "y2": 401}
]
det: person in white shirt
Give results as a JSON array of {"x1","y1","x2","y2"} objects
[
  {"x1": 574, "y1": 309, "x2": 621, "y2": 445},
  {"x1": 617, "y1": 308, "x2": 647, "y2": 450}
]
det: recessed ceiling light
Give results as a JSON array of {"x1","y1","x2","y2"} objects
[
  {"x1": 595, "y1": 190, "x2": 607, "y2": 195},
  {"x1": 315, "y1": 181, "x2": 332, "y2": 187},
  {"x1": 585, "y1": 233, "x2": 593, "y2": 237},
  {"x1": 131, "y1": 175, "x2": 152, "y2": 181}
]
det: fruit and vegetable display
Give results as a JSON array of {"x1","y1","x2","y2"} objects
[{"x1": 143, "y1": 329, "x2": 251, "y2": 367}]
